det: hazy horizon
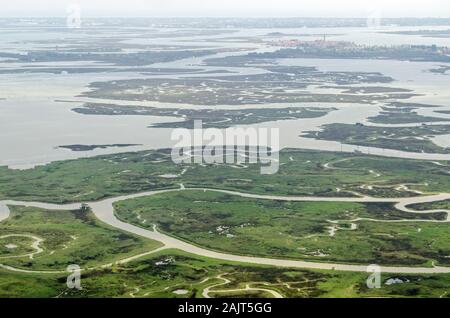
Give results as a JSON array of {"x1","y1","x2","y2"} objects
[{"x1": 1, "y1": 0, "x2": 449, "y2": 18}]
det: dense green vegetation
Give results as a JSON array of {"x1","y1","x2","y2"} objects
[
  {"x1": 1, "y1": 149, "x2": 449, "y2": 204},
  {"x1": 409, "y1": 200, "x2": 450, "y2": 211},
  {"x1": 114, "y1": 190, "x2": 450, "y2": 266},
  {"x1": 0, "y1": 149, "x2": 449, "y2": 297},
  {"x1": 0, "y1": 206, "x2": 161, "y2": 271},
  {"x1": 0, "y1": 236, "x2": 35, "y2": 258},
  {"x1": 1, "y1": 250, "x2": 449, "y2": 298}
]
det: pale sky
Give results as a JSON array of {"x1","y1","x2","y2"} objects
[{"x1": 0, "y1": 0, "x2": 449, "y2": 18}]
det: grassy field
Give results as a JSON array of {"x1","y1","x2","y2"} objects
[
  {"x1": 0, "y1": 236, "x2": 36, "y2": 258},
  {"x1": 368, "y1": 109, "x2": 445, "y2": 125},
  {"x1": 0, "y1": 206, "x2": 162, "y2": 271},
  {"x1": 409, "y1": 200, "x2": 450, "y2": 211},
  {"x1": 114, "y1": 190, "x2": 450, "y2": 266},
  {"x1": 0, "y1": 149, "x2": 449, "y2": 204},
  {"x1": 305, "y1": 124, "x2": 450, "y2": 154},
  {"x1": 81, "y1": 69, "x2": 406, "y2": 106},
  {"x1": 0, "y1": 200, "x2": 448, "y2": 298},
  {"x1": 1, "y1": 250, "x2": 449, "y2": 298},
  {"x1": 1, "y1": 149, "x2": 449, "y2": 297},
  {"x1": 74, "y1": 103, "x2": 332, "y2": 129}
]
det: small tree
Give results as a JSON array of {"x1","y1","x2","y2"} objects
[{"x1": 80, "y1": 203, "x2": 90, "y2": 213}]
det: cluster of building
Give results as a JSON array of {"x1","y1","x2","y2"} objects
[
  {"x1": 411, "y1": 44, "x2": 450, "y2": 55},
  {"x1": 268, "y1": 39, "x2": 450, "y2": 56}
]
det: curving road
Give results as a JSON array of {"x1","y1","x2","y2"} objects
[{"x1": 1, "y1": 187, "x2": 450, "y2": 274}]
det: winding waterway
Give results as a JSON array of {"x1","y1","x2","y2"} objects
[
  {"x1": 1, "y1": 24, "x2": 450, "y2": 168},
  {"x1": 1, "y1": 186, "x2": 450, "y2": 274}
]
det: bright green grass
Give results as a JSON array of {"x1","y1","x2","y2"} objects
[
  {"x1": 1, "y1": 250, "x2": 449, "y2": 298},
  {"x1": 0, "y1": 236, "x2": 35, "y2": 258},
  {"x1": 0, "y1": 206, "x2": 162, "y2": 271},
  {"x1": 114, "y1": 190, "x2": 450, "y2": 266},
  {"x1": 409, "y1": 200, "x2": 450, "y2": 211},
  {"x1": 0, "y1": 149, "x2": 449, "y2": 204}
]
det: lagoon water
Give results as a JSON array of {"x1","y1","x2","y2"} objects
[{"x1": 1, "y1": 21, "x2": 450, "y2": 168}]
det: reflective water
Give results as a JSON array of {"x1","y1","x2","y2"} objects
[{"x1": 1, "y1": 22, "x2": 450, "y2": 168}]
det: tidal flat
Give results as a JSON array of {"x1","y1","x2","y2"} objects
[{"x1": 1, "y1": 17, "x2": 450, "y2": 298}]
